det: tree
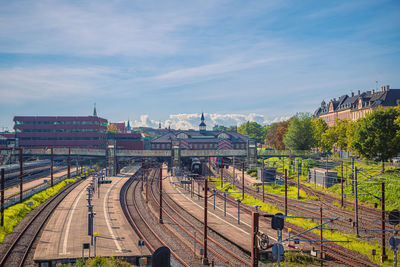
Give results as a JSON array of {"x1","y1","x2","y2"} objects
[
  {"x1": 321, "y1": 126, "x2": 337, "y2": 152},
  {"x1": 275, "y1": 121, "x2": 290, "y2": 150},
  {"x1": 335, "y1": 119, "x2": 349, "y2": 151},
  {"x1": 265, "y1": 122, "x2": 279, "y2": 148},
  {"x1": 312, "y1": 118, "x2": 328, "y2": 151},
  {"x1": 283, "y1": 113, "x2": 315, "y2": 150},
  {"x1": 107, "y1": 123, "x2": 120, "y2": 133},
  {"x1": 238, "y1": 121, "x2": 264, "y2": 143},
  {"x1": 352, "y1": 107, "x2": 400, "y2": 172}
]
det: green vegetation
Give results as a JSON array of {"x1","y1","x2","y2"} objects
[
  {"x1": 209, "y1": 178, "x2": 395, "y2": 266},
  {"x1": 59, "y1": 256, "x2": 131, "y2": 266},
  {"x1": 283, "y1": 113, "x2": 315, "y2": 151},
  {"x1": 0, "y1": 176, "x2": 81, "y2": 244}
]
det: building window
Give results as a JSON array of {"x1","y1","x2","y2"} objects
[{"x1": 161, "y1": 144, "x2": 165, "y2": 149}]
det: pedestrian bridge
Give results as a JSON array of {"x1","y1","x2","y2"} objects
[{"x1": 23, "y1": 148, "x2": 249, "y2": 158}]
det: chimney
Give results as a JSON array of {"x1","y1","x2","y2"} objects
[
  {"x1": 381, "y1": 86, "x2": 385, "y2": 92},
  {"x1": 351, "y1": 92, "x2": 354, "y2": 97},
  {"x1": 386, "y1": 85, "x2": 390, "y2": 91},
  {"x1": 358, "y1": 90, "x2": 360, "y2": 96},
  {"x1": 372, "y1": 90, "x2": 375, "y2": 94}
]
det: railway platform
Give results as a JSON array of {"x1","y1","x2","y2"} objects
[{"x1": 33, "y1": 170, "x2": 150, "y2": 266}]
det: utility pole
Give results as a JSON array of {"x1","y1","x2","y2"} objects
[
  {"x1": 220, "y1": 165, "x2": 223, "y2": 188},
  {"x1": 242, "y1": 162, "x2": 245, "y2": 200},
  {"x1": 51, "y1": 148, "x2": 54, "y2": 186},
  {"x1": 382, "y1": 182, "x2": 387, "y2": 262},
  {"x1": 285, "y1": 169, "x2": 288, "y2": 216},
  {"x1": 1, "y1": 169, "x2": 4, "y2": 227},
  {"x1": 19, "y1": 150, "x2": 23, "y2": 203},
  {"x1": 354, "y1": 167, "x2": 359, "y2": 237},
  {"x1": 251, "y1": 212, "x2": 259, "y2": 267},
  {"x1": 297, "y1": 163, "x2": 300, "y2": 200},
  {"x1": 341, "y1": 161, "x2": 344, "y2": 208},
  {"x1": 320, "y1": 206, "x2": 323, "y2": 265},
  {"x1": 233, "y1": 156, "x2": 235, "y2": 188},
  {"x1": 203, "y1": 178, "x2": 209, "y2": 265},
  {"x1": 159, "y1": 167, "x2": 163, "y2": 224},
  {"x1": 262, "y1": 159, "x2": 264, "y2": 202},
  {"x1": 68, "y1": 147, "x2": 71, "y2": 179}
]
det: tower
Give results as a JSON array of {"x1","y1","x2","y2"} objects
[
  {"x1": 126, "y1": 119, "x2": 131, "y2": 132},
  {"x1": 93, "y1": 103, "x2": 97, "y2": 117},
  {"x1": 199, "y1": 112, "x2": 206, "y2": 133}
]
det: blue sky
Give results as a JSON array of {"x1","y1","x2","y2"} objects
[{"x1": 0, "y1": 0, "x2": 399, "y2": 130}]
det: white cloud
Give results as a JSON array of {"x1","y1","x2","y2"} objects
[{"x1": 130, "y1": 113, "x2": 289, "y2": 130}]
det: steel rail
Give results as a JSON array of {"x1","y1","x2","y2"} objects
[
  {"x1": 149, "y1": 169, "x2": 251, "y2": 267},
  {"x1": 0, "y1": 177, "x2": 85, "y2": 267}
]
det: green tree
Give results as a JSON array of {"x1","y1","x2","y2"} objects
[
  {"x1": 238, "y1": 121, "x2": 264, "y2": 143},
  {"x1": 311, "y1": 118, "x2": 328, "y2": 151},
  {"x1": 283, "y1": 113, "x2": 315, "y2": 150},
  {"x1": 335, "y1": 119, "x2": 348, "y2": 151},
  {"x1": 321, "y1": 126, "x2": 337, "y2": 152},
  {"x1": 352, "y1": 107, "x2": 400, "y2": 172}
]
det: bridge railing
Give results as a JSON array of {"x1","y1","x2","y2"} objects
[{"x1": 258, "y1": 149, "x2": 320, "y2": 157}]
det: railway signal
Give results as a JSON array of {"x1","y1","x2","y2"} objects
[{"x1": 389, "y1": 209, "x2": 400, "y2": 226}]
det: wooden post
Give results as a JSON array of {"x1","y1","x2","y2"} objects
[{"x1": 251, "y1": 212, "x2": 259, "y2": 267}]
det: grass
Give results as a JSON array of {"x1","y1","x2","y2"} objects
[
  {"x1": 59, "y1": 256, "x2": 131, "y2": 266},
  {"x1": 263, "y1": 157, "x2": 400, "y2": 210},
  {"x1": 210, "y1": 178, "x2": 395, "y2": 266},
  {"x1": 0, "y1": 174, "x2": 84, "y2": 244},
  {"x1": 252, "y1": 183, "x2": 318, "y2": 202}
]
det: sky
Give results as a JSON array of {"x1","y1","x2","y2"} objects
[{"x1": 0, "y1": 0, "x2": 399, "y2": 131}]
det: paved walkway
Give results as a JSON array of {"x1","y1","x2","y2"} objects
[{"x1": 34, "y1": 170, "x2": 150, "y2": 265}]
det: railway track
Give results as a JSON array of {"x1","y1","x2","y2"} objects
[
  {"x1": 149, "y1": 168, "x2": 251, "y2": 266},
  {"x1": 120, "y1": 168, "x2": 194, "y2": 266},
  {"x1": 219, "y1": 166, "x2": 388, "y2": 242},
  {"x1": 0, "y1": 176, "x2": 84, "y2": 267},
  {"x1": 206, "y1": 167, "x2": 379, "y2": 266}
]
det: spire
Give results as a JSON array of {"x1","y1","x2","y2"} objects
[
  {"x1": 126, "y1": 119, "x2": 131, "y2": 131},
  {"x1": 93, "y1": 103, "x2": 97, "y2": 117},
  {"x1": 159, "y1": 121, "x2": 161, "y2": 129},
  {"x1": 199, "y1": 112, "x2": 206, "y2": 133}
]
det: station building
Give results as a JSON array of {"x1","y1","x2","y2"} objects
[{"x1": 150, "y1": 113, "x2": 250, "y2": 150}]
